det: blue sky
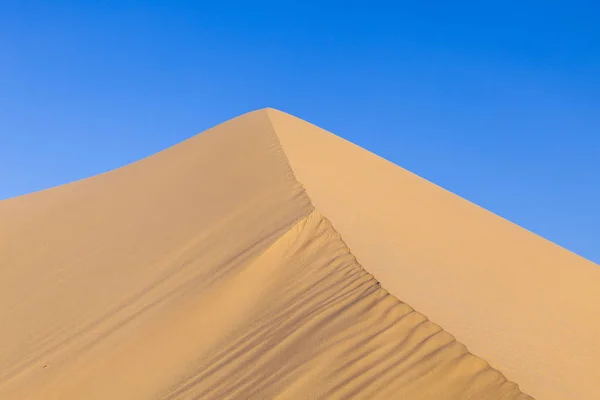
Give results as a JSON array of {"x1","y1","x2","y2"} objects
[{"x1": 1, "y1": 1, "x2": 598, "y2": 263}]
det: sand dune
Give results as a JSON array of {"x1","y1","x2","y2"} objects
[
  {"x1": 268, "y1": 109, "x2": 600, "y2": 400},
  {"x1": 0, "y1": 108, "x2": 593, "y2": 398}
]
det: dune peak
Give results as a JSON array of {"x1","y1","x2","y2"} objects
[{"x1": 1, "y1": 108, "x2": 598, "y2": 399}]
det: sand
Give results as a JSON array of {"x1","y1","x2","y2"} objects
[
  {"x1": 0, "y1": 108, "x2": 594, "y2": 398},
  {"x1": 269, "y1": 109, "x2": 600, "y2": 400}
]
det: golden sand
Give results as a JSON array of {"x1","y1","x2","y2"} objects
[{"x1": 1, "y1": 109, "x2": 594, "y2": 398}]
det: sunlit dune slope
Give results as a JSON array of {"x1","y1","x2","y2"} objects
[
  {"x1": 0, "y1": 109, "x2": 540, "y2": 399},
  {"x1": 269, "y1": 108, "x2": 600, "y2": 400}
]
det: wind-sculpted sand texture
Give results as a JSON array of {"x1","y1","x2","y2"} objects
[{"x1": 0, "y1": 109, "x2": 544, "y2": 398}]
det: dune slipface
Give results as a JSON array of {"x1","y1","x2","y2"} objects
[{"x1": 0, "y1": 109, "x2": 591, "y2": 399}]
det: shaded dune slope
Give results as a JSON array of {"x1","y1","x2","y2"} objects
[{"x1": 1, "y1": 110, "x2": 531, "y2": 398}]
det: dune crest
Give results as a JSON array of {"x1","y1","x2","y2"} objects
[{"x1": 1, "y1": 108, "x2": 582, "y2": 399}]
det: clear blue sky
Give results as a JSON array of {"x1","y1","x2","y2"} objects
[{"x1": 1, "y1": 1, "x2": 598, "y2": 263}]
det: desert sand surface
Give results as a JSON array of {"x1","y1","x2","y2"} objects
[
  {"x1": 0, "y1": 108, "x2": 590, "y2": 399},
  {"x1": 269, "y1": 109, "x2": 600, "y2": 400}
]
